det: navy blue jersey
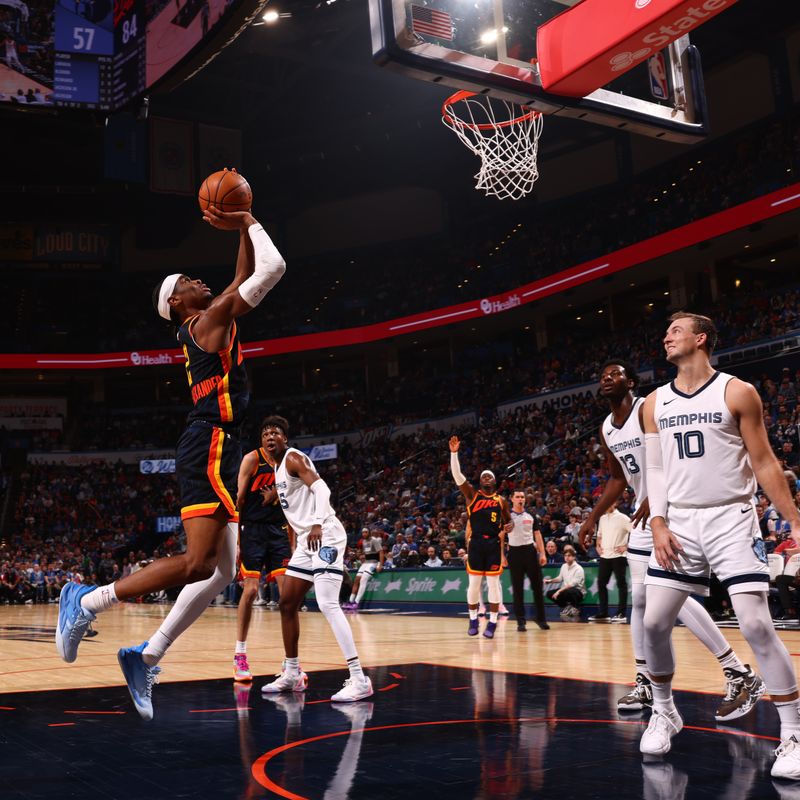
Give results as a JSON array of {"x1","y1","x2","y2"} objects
[
  {"x1": 467, "y1": 492, "x2": 504, "y2": 539},
  {"x1": 177, "y1": 315, "x2": 249, "y2": 426},
  {"x1": 241, "y1": 448, "x2": 286, "y2": 526}
]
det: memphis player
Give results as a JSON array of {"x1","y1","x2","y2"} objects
[
  {"x1": 580, "y1": 360, "x2": 763, "y2": 719},
  {"x1": 639, "y1": 313, "x2": 800, "y2": 779},
  {"x1": 260, "y1": 415, "x2": 373, "y2": 702},
  {"x1": 449, "y1": 435, "x2": 512, "y2": 639}
]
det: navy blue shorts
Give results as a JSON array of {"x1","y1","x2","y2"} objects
[
  {"x1": 467, "y1": 536, "x2": 503, "y2": 576},
  {"x1": 239, "y1": 521, "x2": 291, "y2": 580},
  {"x1": 176, "y1": 423, "x2": 241, "y2": 521}
]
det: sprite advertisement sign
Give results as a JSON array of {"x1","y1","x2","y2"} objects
[{"x1": 308, "y1": 565, "x2": 622, "y2": 606}]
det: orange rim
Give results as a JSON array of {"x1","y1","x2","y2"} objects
[{"x1": 442, "y1": 90, "x2": 539, "y2": 131}]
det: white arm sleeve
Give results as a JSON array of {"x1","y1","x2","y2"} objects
[
  {"x1": 450, "y1": 452, "x2": 466, "y2": 486},
  {"x1": 238, "y1": 223, "x2": 286, "y2": 307},
  {"x1": 309, "y1": 478, "x2": 332, "y2": 526},
  {"x1": 645, "y1": 433, "x2": 668, "y2": 520}
]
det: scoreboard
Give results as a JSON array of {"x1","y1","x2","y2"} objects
[
  {"x1": 1, "y1": 0, "x2": 261, "y2": 113},
  {"x1": 53, "y1": 0, "x2": 146, "y2": 110}
]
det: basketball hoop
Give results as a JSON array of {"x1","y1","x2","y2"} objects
[{"x1": 442, "y1": 90, "x2": 543, "y2": 201}]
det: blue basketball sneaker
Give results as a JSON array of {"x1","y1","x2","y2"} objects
[
  {"x1": 118, "y1": 641, "x2": 161, "y2": 721},
  {"x1": 56, "y1": 583, "x2": 97, "y2": 663}
]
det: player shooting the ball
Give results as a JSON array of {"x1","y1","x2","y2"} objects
[{"x1": 55, "y1": 171, "x2": 287, "y2": 721}]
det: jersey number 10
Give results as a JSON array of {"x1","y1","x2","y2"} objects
[{"x1": 673, "y1": 430, "x2": 705, "y2": 459}]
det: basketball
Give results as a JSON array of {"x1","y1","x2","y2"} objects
[{"x1": 198, "y1": 169, "x2": 253, "y2": 213}]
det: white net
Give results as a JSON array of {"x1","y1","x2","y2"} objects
[{"x1": 442, "y1": 92, "x2": 543, "y2": 201}]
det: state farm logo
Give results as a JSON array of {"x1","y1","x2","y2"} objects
[
  {"x1": 609, "y1": 0, "x2": 733, "y2": 71},
  {"x1": 480, "y1": 294, "x2": 521, "y2": 315}
]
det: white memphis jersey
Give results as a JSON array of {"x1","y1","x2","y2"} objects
[
  {"x1": 655, "y1": 372, "x2": 756, "y2": 508},
  {"x1": 603, "y1": 397, "x2": 647, "y2": 511},
  {"x1": 275, "y1": 447, "x2": 335, "y2": 535}
]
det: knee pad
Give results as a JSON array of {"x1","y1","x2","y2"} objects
[{"x1": 486, "y1": 575, "x2": 502, "y2": 604}]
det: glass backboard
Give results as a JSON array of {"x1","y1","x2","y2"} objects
[{"x1": 370, "y1": 0, "x2": 711, "y2": 143}]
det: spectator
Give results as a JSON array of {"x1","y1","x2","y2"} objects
[
  {"x1": 423, "y1": 546, "x2": 442, "y2": 568},
  {"x1": 543, "y1": 546, "x2": 585, "y2": 617},
  {"x1": 544, "y1": 540, "x2": 564, "y2": 565}
]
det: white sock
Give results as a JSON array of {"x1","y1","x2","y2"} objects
[
  {"x1": 316, "y1": 576, "x2": 362, "y2": 668},
  {"x1": 235, "y1": 640, "x2": 247, "y2": 655},
  {"x1": 355, "y1": 575, "x2": 370, "y2": 605},
  {"x1": 81, "y1": 583, "x2": 118, "y2": 614},
  {"x1": 142, "y1": 524, "x2": 237, "y2": 666},
  {"x1": 775, "y1": 700, "x2": 800, "y2": 741},
  {"x1": 469, "y1": 608, "x2": 478, "y2": 621},
  {"x1": 716, "y1": 647, "x2": 746, "y2": 673},
  {"x1": 678, "y1": 595, "x2": 731, "y2": 656},
  {"x1": 489, "y1": 611, "x2": 498, "y2": 623},
  {"x1": 347, "y1": 656, "x2": 365, "y2": 681},
  {"x1": 143, "y1": 630, "x2": 173, "y2": 666},
  {"x1": 285, "y1": 656, "x2": 300, "y2": 674},
  {"x1": 650, "y1": 680, "x2": 676, "y2": 714}
]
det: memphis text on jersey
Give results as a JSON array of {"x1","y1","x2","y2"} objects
[
  {"x1": 608, "y1": 436, "x2": 641, "y2": 454},
  {"x1": 659, "y1": 412, "x2": 724, "y2": 430}
]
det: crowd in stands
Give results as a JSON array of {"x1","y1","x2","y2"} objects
[
  {"x1": 3, "y1": 111, "x2": 799, "y2": 354},
  {"x1": 4, "y1": 354, "x2": 799, "y2": 616},
  {"x1": 1, "y1": 463, "x2": 182, "y2": 604},
  {"x1": 13, "y1": 279, "x2": 799, "y2": 454}
]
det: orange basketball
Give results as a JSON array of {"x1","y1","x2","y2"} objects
[{"x1": 198, "y1": 169, "x2": 252, "y2": 213}]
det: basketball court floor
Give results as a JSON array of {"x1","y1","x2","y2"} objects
[{"x1": 2, "y1": 604, "x2": 799, "y2": 799}]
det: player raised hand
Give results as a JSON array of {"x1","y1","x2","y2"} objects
[
  {"x1": 448, "y1": 435, "x2": 460, "y2": 452},
  {"x1": 202, "y1": 206, "x2": 255, "y2": 231}
]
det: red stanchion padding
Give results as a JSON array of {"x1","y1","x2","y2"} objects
[{"x1": 536, "y1": 0, "x2": 737, "y2": 98}]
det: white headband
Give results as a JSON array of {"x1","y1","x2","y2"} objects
[
  {"x1": 157, "y1": 273, "x2": 182, "y2": 321},
  {"x1": 480, "y1": 470, "x2": 495, "y2": 480}
]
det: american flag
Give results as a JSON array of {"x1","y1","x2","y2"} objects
[{"x1": 410, "y1": 4, "x2": 454, "y2": 41}]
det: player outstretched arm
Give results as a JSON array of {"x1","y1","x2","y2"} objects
[
  {"x1": 285, "y1": 451, "x2": 331, "y2": 552},
  {"x1": 195, "y1": 206, "x2": 286, "y2": 350},
  {"x1": 642, "y1": 390, "x2": 684, "y2": 570},
  {"x1": 729, "y1": 379, "x2": 800, "y2": 541},
  {"x1": 449, "y1": 436, "x2": 476, "y2": 502},
  {"x1": 579, "y1": 427, "x2": 628, "y2": 548}
]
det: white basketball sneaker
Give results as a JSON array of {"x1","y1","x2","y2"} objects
[
  {"x1": 331, "y1": 676, "x2": 374, "y2": 703},
  {"x1": 261, "y1": 662, "x2": 308, "y2": 694},
  {"x1": 772, "y1": 735, "x2": 800, "y2": 780},
  {"x1": 640, "y1": 707, "x2": 683, "y2": 755}
]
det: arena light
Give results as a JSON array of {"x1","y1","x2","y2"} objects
[
  {"x1": 263, "y1": 9, "x2": 279, "y2": 22},
  {"x1": 479, "y1": 26, "x2": 508, "y2": 45}
]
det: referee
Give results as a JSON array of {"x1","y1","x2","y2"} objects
[{"x1": 507, "y1": 490, "x2": 549, "y2": 631}]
